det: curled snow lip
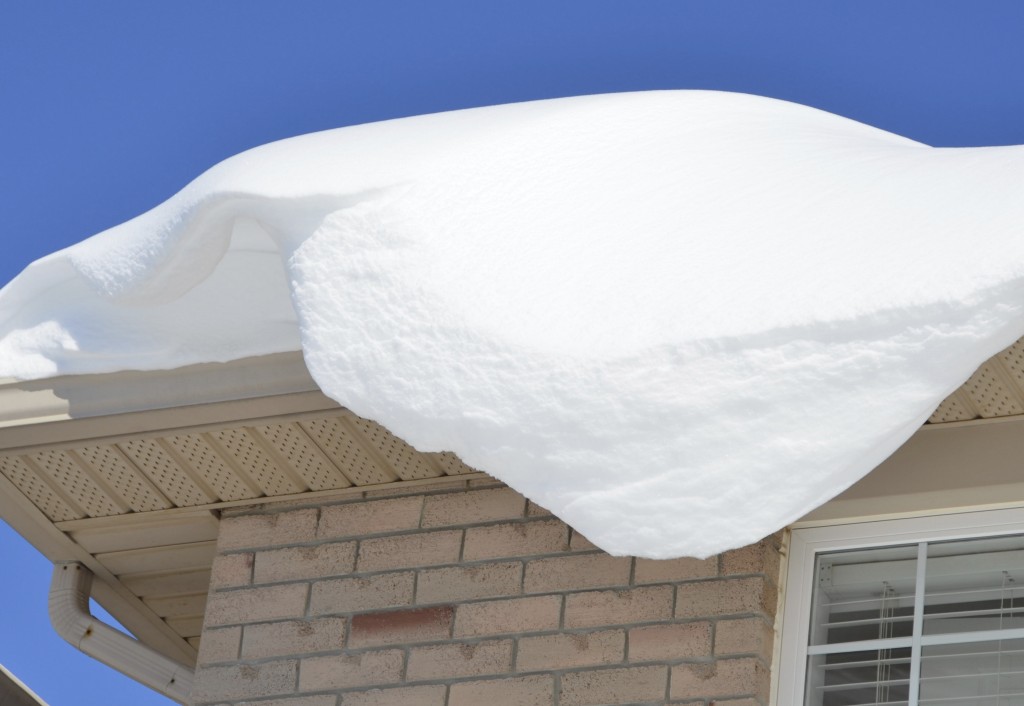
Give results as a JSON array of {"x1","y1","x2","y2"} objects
[{"x1": 2, "y1": 90, "x2": 1024, "y2": 557}]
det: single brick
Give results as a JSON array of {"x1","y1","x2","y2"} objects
[
  {"x1": 349, "y1": 606, "x2": 454, "y2": 648},
  {"x1": 299, "y1": 650, "x2": 404, "y2": 691},
  {"x1": 516, "y1": 630, "x2": 625, "y2": 672},
  {"x1": 715, "y1": 617, "x2": 775, "y2": 659},
  {"x1": 416, "y1": 561, "x2": 522, "y2": 603},
  {"x1": 523, "y1": 554, "x2": 631, "y2": 593},
  {"x1": 218, "y1": 509, "x2": 318, "y2": 550},
  {"x1": 454, "y1": 595, "x2": 562, "y2": 637},
  {"x1": 241, "y1": 618, "x2": 346, "y2": 659},
  {"x1": 309, "y1": 572, "x2": 415, "y2": 615},
  {"x1": 205, "y1": 583, "x2": 308, "y2": 627},
  {"x1": 253, "y1": 542, "x2": 357, "y2": 584},
  {"x1": 341, "y1": 685, "x2": 446, "y2": 706},
  {"x1": 219, "y1": 697, "x2": 335, "y2": 706},
  {"x1": 569, "y1": 531, "x2": 599, "y2": 552},
  {"x1": 192, "y1": 660, "x2": 297, "y2": 702},
  {"x1": 197, "y1": 626, "x2": 241, "y2": 666},
  {"x1": 318, "y1": 496, "x2": 423, "y2": 538},
  {"x1": 209, "y1": 553, "x2": 253, "y2": 589},
  {"x1": 671, "y1": 658, "x2": 770, "y2": 702},
  {"x1": 463, "y1": 520, "x2": 569, "y2": 561},
  {"x1": 720, "y1": 536, "x2": 782, "y2": 579},
  {"x1": 421, "y1": 488, "x2": 526, "y2": 527},
  {"x1": 628, "y1": 622, "x2": 711, "y2": 662},
  {"x1": 356, "y1": 530, "x2": 462, "y2": 572},
  {"x1": 634, "y1": 556, "x2": 717, "y2": 584},
  {"x1": 406, "y1": 639, "x2": 513, "y2": 680},
  {"x1": 560, "y1": 665, "x2": 668, "y2": 705},
  {"x1": 564, "y1": 585, "x2": 673, "y2": 628},
  {"x1": 450, "y1": 675, "x2": 555, "y2": 706},
  {"x1": 525, "y1": 500, "x2": 553, "y2": 516},
  {"x1": 676, "y1": 577, "x2": 776, "y2": 619}
]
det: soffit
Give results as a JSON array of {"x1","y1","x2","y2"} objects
[
  {"x1": 0, "y1": 353, "x2": 481, "y2": 668},
  {"x1": 927, "y1": 337, "x2": 1024, "y2": 424}
]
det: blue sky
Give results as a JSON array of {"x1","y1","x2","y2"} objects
[{"x1": 1, "y1": 2, "x2": 1023, "y2": 704}]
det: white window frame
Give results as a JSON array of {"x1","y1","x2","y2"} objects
[{"x1": 775, "y1": 505, "x2": 1024, "y2": 705}]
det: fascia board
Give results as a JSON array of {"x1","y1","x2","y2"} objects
[
  {"x1": 0, "y1": 351, "x2": 318, "y2": 433},
  {"x1": 798, "y1": 416, "x2": 1024, "y2": 526}
]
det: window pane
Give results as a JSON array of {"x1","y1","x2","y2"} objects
[
  {"x1": 810, "y1": 544, "x2": 920, "y2": 648},
  {"x1": 923, "y1": 535, "x2": 1024, "y2": 638},
  {"x1": 918, "y1": 638, "x2": 1024, "y2": 705},
  {"x1": 806, "y1": 649, "x2": 911, "y2": 706}
]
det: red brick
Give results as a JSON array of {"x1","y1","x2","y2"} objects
[
  {"x1": 308, "y1": 572, "x2": 414, "y2": 615},
  {"x1": 524, "y1": 554, "x2": 631, "y2": 593},
  {"x1": 560, "y1": 665, "x2": 668, "y2": 705},
  {"x1": 671, "y1": 658, "x2": 769, "y2": 702},
  {"x1": 253, "y1": 541, "x2": 356, "y2": 584},
  {"x1": 628, "y1": 622, "x2": 711, "y2": 662},
  {"x1": 356, "y1": 530, "x2": 461, "y2": 571},
  {"x1": 298, "y1": 650, "x2": 404, "y2": 691},
  {"x1": 463, "y1": 520, "x2": 569, "y2": 560},
  {"x1": 516, "y1": 630, "x2": 624, "y2": 671},
  {"x1": 406, "y1": 640, "x2": 513, "y2": 680},
  {"x1": 634, "y1": 556, "x2": 717, "y2": 584},
  {"x1": 349, "y1": 606, "x2": 453, "y2": 648},
  {"x1": 421, "y1": 488, "x2": 526, "y2": 527},
  {"x1": 454, "y1": 595, "x2": 562, "y2": 637},
  {"x1": 241, "y1": 618, "x2": 345, "y2": 659},
  {"x1": 416, "y1": 561, "x2": 522, "y2": 603},
  {"x1": 676, "y1": 578, "x2": 776, "y2": 619},
  {"x1": 218, "y1": 509, "x2": 317, "y2": 550},
  {"x1": 564, "y1": 586, "x2": 673, "y2": 628},
  {"x1": 318, "y1": 496, "x2": 423, "y2": 538},
  {"x1": 450, "y1": 675, "x2": 554, "y2": 706}
]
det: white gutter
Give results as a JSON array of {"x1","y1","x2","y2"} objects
[{"x1": 48, "y1": 563, "x2": 194, "y2": 704}]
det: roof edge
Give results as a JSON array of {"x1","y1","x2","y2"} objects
[{"x1": 0, "y1": 351, "x2": 317, "y2": 429}]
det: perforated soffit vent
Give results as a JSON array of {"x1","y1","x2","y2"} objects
[{"x1": 929, "y1": 337, "x2": 1024, "y2": 424}]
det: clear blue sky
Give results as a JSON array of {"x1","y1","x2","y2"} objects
[{"x1": 1, "y1": 2, "x2": 1022, "y2": 704}]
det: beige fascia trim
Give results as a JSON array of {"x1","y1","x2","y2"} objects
[
  {"x1": 796, "y1": 415, "x2": 1024, "y2": 528},
  {"x1": 0, "y1": 663, "x2": 48, "y2": 706},
  {"x1": 49, "y1": 563, "x2": 193, "y2": 705},
  {"x1": 767, "y1": 528, "x2": 790, "y2": 706},
  {"x1": 0, "y1": 351, "x2": 318, "y2": 432}
]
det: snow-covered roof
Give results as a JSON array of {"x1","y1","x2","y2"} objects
[{"x1": 2, "y1": 90, "x2": 1023, "y2": 558}]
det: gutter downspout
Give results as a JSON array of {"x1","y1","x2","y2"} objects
[{"x1": 48, "y1": 563, "x2": 194, "y2": 704}]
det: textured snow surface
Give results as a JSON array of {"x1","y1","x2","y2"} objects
[{"x1": 2, "y1": 91, "x2": 1024, "y2": 557}]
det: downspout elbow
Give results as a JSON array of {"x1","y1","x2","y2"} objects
[{"x1": 48, "y1": 563, "x2": 194, "y2": 704}]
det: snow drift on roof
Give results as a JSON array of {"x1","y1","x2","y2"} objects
[{"x1": 2, "y1": 91, "x2": 1024, "y2": 557}]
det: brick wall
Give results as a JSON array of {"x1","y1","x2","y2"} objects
[{"x1": 192, "y1": 481, "x2": 782, "y2": 706}]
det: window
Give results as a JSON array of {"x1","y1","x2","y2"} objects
[{"x1": 777, "y1": 508, "x2": 1024, "y2": 706}]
